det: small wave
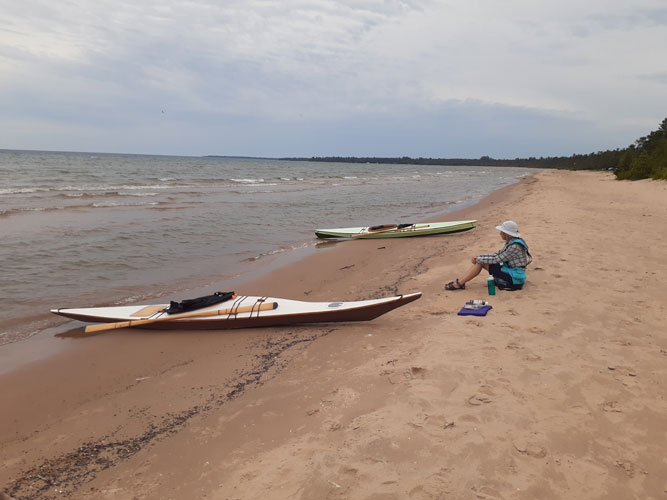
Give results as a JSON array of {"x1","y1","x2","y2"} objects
[
  {"x1": 277, "y1": 177, "x2": 306, "y2": 182},
  {"x1": 148, "y1": 205, "x2": 191, "y2": 211},
  {"x1": 116, "y1": 292, "x2": 166, "y2": 305},
  {"x1": 54, "y1": 191, "x2": 159, "y2": 199},
  {"x1": 120, "y1": 192, "x2": 159, "y2": 197},
  {"x1": 0, "y1": 206, "x2": 65, "y2": 217},
  {"x1": 54, "y1": 184, "x2": 173, "y2": 192},
  {"x1": 231, "y1": 178, "x2": 265, "y2": 184},
  {"x1": 3, "y1": 184, "x2": 182, "y2": 196},
  {"x1": 243, "y1": 241, "x2": 313, "y2": 262},
  {"x1": 0, "y1": 316, "x2": 64, "y2": 348},
  {"x1": 0, "y1": 187, "x2": 46, "y2": 195},
  {"x1": 73, "y1": 191, "x2": 119, "y2": 198},
  {"x1": 232, "y1": 189, "x2": 277, "y2": 194},
  {"x1": 91, "y1": 201, "x2": 159, "y2": 208}
]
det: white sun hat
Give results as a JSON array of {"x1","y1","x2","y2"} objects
[{"x1": 496, "y1": 220, "x2": 521, "y2": 237}]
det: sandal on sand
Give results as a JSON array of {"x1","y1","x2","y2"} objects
[{"x1": 444, "y1": 279, "x2": 465, "y2": 290}]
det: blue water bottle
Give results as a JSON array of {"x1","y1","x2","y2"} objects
[{"x1": 487, "y1": 276, "x2": 496, "y2": 295}]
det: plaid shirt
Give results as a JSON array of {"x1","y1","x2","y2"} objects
[{"x1": 477, "y1": 240, "x2": 531, "y2": 268}]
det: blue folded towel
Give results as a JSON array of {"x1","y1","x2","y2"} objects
[{"x1": 457, "y1": 304, "x2": 493, "y2": 316}]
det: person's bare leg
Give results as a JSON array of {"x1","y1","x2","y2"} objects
[{"x1": 459, "y1": 263, "x2": 489, "y2": 285}]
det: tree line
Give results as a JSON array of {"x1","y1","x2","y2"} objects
[
  {"x1": 283, "y1": 117, "x2": 667, "y2": 180},
  {"x1": 614, "y1": 118, "x2": 667, "y2": 180}
]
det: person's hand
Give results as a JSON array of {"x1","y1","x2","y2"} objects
[{"x1": 472, "y1": 256, "x2": 478, "y2": 264}]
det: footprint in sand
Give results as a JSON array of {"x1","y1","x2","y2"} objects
[
  {"x1": 615, "y1": 460, "x2": 636, "y2": 478},
  {"x1": 404, "y1": 366, "x2": 427, "y2": 380},
  {"x1": 607, "y1": 365, "x2": 637, "y2": 377},
  {"x1": 467, "y1": 394, "x2": 492, "y2": 406},
  {"x1": 601, "y1": 401, "x2": 622, "y2": 413},
  {"x1": 513, "y1": 439, "x2": 547, "y2": 458},
  {"x1": 470, "y1": 485, "x2": 504, "y2": 499}
]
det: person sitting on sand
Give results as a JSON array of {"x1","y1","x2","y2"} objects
[{"x1": 444, "y1": 220, "x2": 532, "y2": 291}]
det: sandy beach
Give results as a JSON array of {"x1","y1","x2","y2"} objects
[{"x1": 2, "y1": 169, "x2": 666, "y2": 500}]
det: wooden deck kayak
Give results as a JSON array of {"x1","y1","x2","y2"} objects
[
  {"x1": 51, "y1": 293, "x2": 422, "y2": 331},
  {"x1": 315, "y1": 220, "x2": 477, "y2": 239}
]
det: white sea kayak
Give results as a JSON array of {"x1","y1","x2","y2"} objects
[
  {"x1": 315, "y1": 220, "x2": 477, "y2": 239},
  {"x1": 51, "y1": 293, "x2": 422, "y2": 331}
]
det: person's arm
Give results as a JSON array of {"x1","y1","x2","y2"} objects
[
  {"x1": 476, "y1": 244, "x2": 520, "y2": 265},
  {"x1": 475, "y1": 249, "x2": 504, "y2": 265}
]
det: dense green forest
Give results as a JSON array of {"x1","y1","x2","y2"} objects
[
  {"x1": 284, "y1": 118, "x2": 667, "y2": 180},
  {"x1": 614, "y1": 118, "x2": 667, "y2": 180}
]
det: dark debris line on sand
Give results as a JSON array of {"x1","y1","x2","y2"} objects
[{"x1": 4, "y1": 330, "x2": 333, "y2": 500}]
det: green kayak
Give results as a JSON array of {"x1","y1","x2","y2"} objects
[{"x1": 315, "y1": 220, "x2": 477, "y2": 239}]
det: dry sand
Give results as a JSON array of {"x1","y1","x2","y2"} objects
[{"x1": 1, "y1": 170, "x2": 666, "y2": 500}]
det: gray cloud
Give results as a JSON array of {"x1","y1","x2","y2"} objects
[{"x1": 636, "y1": 72, "x2": 667, "y2": 85}]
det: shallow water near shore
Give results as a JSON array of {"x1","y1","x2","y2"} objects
[{"x1": 0, "y1": 149, "x2": 532, "y2": 345}]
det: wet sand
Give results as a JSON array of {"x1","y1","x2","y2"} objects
[{"x1": 1, "y1": 170, "x2": 666, "y2": 500}]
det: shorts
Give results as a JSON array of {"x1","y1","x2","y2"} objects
[{"x1": 488, "y1": 264, "x2": 523, "y2": 290}]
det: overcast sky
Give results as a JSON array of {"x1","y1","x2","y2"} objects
[{"x1": 1, "y1": 0, "x2": 666, "y2": 158}]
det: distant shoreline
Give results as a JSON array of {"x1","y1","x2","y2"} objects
[
  {"x1": 207, "y1": 154, "x2": 613, "y2": 171},
  {"x1": 204, "y1": 155, "x2": 281, "y2": 160}
]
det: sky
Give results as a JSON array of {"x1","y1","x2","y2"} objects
[{"x1": 1, "y1": 0, "x2": 666, "y2": 158}]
